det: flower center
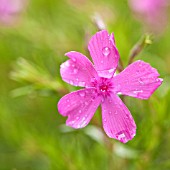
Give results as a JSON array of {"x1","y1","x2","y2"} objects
[
  {"x1": 91, "y1": 77, "x2": 113, "y2": 97},
  {"x1": 99, "y1": 85, "x2": 109, "y2": 92}
]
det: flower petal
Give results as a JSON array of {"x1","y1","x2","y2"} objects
[
  {"x1": 88, "y1": 30, "x2": 119, "y2": 78},
  {"x1": 58, "y1": 88, "x2": 102, "y2": 129},
  {"x1": 112, "y1": 60, "x2": 163, "y2": 99},
  {"x1": 60, "y1": 51, "x2": 98, "y2": 87},
  {"x1": 102, "y1": 94, "x2": 136, "y2": 143}
]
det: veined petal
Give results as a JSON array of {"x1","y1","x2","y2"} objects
[
  {"x1": 112, "y1": 60, "x2": 163, "y2": 99},
  {"x1": 60, "y1": 51, "x2": 98, "y2": 87},
  {"x1": 88, "y1": 30, "x2": 119, "y2": 78},
  {"x1": 58, "y1": 88, "x2": 102, "y2": 129},
  {"x1": 102, "y1": 94, "x2": 136, "y2": 143}
]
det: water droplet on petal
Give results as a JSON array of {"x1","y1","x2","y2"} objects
[
  {"x1": 116, "y1": 130, "x2": 134, "y2": 143},
  {"x1": 102, "y1": 47, "x2": 110, "y2": 56},
  {"x1": 65, "y1": 61, "x2": 70, "y2": 67},
  {"x1": 91, "y1": 97, "x2": 95, "y2": 101},
  {"x1": 69, "y1": 80, "x2": 74, "y2": 85},
  {"x1": 79, "y1": 81, "x2": 86, "y2": 86},
  {"x1": 79, "y1": 110, "x2": 82, "y2": 113},
  {"x1": 79, "y1": 91, "x2": 86, "y2": 97},
  {"x1": 73, "y1": 68, "x2": 78, "y2": 74},
  {"x1": 76, "y1": 116, "x2": 79, "y2": 120},
  {"x1": 71, "y1": 120, "x2": 75, "y2": 124},
  {"x1": 85, "y1": 102, "x2": 88, "y2": 105},
  {"x1": 133, "y1": 90, "x2": 143, "y2": 94},
  {"x1": 67, "y1": 99, "x2": 70, "y2": 102},
  {"x1": 125, "y1": 114, "x2": 129, "y2": 119},
  {"x1": 101, "y1": 98, "x2": 104, "y2": 103},
  {"x1": 103, "y1": 118, "x2": 107, "y2": 122},
  {"x1": 115, "y1": 111, "x2": 118, "y2": 115},
  {"x1": 90, "y1": 77, "x2": 96, "y2": 83},
  {"x1": 108, "y1": 68, "x2": 114, "y2": 73},
  {"x1": 116, "y1": 132, "x2": 126, "y2": 141},
  {"x1": 101, "y1": 60, "x2": 104, "y2": 64},
  {"x1": 138, "y1": 78, "x2": 144, "y2": 85},
  {"x1": 72, "y1": 58, "x2": 76, "y2": 62}
]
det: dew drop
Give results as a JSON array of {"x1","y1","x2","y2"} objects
[
  {"x1": 65, "y1": 60, "x2": 70, "y2": 67},
  {"x1": 103, "y1": 118, "x2": 107, "y2": 122},
  {"x1": 101, "y1": 98, "x2": 104, "y2": 103},
  {"x1": 85, "y1": 102, "x2": 88, "y2": 105},
  {"x1": 71, "y1": 120, "x2": 75, "y2": 124},
  {"x1": 79, "y1": 110, "x2": 82, "y2": 113},
  {"x1": 60, "y1": 64, "x2": 65, "y2": 68},
  {"x1": 69, "y1": 80, "x2": 74, "y2": 85},
  {"x1": 102, "y1": 47, "x2": 111, "y2": 56},
  {"x1": 133, "y1": 90, "x2": 143, "y2": 94},
  {"x1": 108, "y1": 68, "x2": 114, "y2": 73},
  {"x1": 67, "y1": 99, "x2": 70, "y2": 102},
  {"x1": 138, "y1": 78, "x2": 145, "y2": 85},
  {"x1": 76, "y1": 116, "x2": 79, "y2": 120},
  {"x1": 125, "y1": 114, "x2": 129, "y2": 119},
  {"x1": 79, "y1": 81, "x2": 86, "y2": 86},
  {"x1": 90, "y1": 77, "x2": 96, "y2": 83},
  {"x1": 115, "y1": 130, "x2": 133, "y2": 143},
  {"x1": 79, "y1": 91, "x2": 86, "y2": 97},
  {"x1": 114, "y1": 111, "x2": 118, "y2": 115},
  {"x1": 91, "y1": 97, "x2": 95, "y2": 101},
  {"x1": 73, "y1": 68, "x2": 78, "y2": 74},
  {"x1": 72, "y1": 58, "x2": 76, "y2": 62},
  {"x1": 72, "y1": 64, "x2": 75, "y2": 67},
  {"x1": 117, "y1": 132, "x2": 125, "y2": 141}
]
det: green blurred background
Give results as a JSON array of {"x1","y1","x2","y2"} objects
[{"x1": 0, "y1": 0, "x2": 170, "y2": 169}]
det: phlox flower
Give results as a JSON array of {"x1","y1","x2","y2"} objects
[
  {"x1": 0, "y1": 0, "x2": 24, "y2": 25},
  {"x1": 58, "y1": 30, "x2": 163, "y2": 143},
  {"x1": 128, "y1": 0, "x2": 168, "y2": 33}
]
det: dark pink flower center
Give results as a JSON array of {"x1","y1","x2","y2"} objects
[
  {"x1": 99, "y1": 85, "x2": 109, "y2": 92},
  {"x1": 91, "y1": 77, "x2": 113, "y2": 97}
]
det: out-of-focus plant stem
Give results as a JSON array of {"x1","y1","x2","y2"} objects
[
  {"x1": 128, "y1": 34, "x2": 153, "y2": 65},
  {"x1": 10, "y1": 58, "x2": 68, "y2": 97}
]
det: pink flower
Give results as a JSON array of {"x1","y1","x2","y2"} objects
[
  {"x1": 0, "y1": 0, "x2": 25, "y2": 25},
  {"x1": 128, "y1": 0, "x2": 168, "y2": 33},
  {"x1": 57, "y1": 30, "x2": 163, "y2": 143}
]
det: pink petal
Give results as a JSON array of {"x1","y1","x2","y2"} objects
[
  {"x1": 88, "y1": 30, "x2": 119, "y2": 78},
  {"x1": 60, "y1": 51, "x2": 98, "y2": 87},
  {"x1": 102, "y1": 94, "x2": 136, "y2": 143},
  {"x1": 58, "y1": 88, "x2": 102, "y2": 129},
  {"x1": 112, "y1": 60, "x2": 163, "y2": 99}
]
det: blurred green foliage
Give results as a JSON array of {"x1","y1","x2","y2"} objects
[{"x1": 0, "y1": 0, "x2": 170, "y2": 169}]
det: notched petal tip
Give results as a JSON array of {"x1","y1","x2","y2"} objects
[
  {"x1": 102, "y1": 94, "x2": 136, "y2": 143},
  {"x1": 113, "y1": 60, "x2": 163, "y2": 99},
  {"x1": 60, "y1": 51, "x2": 98, "y2": 87},
  {"x1": 88, "y1": 30, "x2": 120, "y2": 78},
  {"x1": 115, "y1": 130, "x2": 136, "y2": 143},
  {"x1": 58, "y1": 88, "x2": 102, "y2": 130},
  {"x1": 106, "y1": 128, "x2": 136, "y2": 143},
  {"x1": 64, "y1": 51, "x2": 77, "y2": 57}
]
